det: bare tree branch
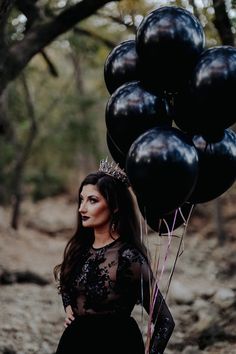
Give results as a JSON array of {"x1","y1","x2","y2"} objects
[
  {"x1": 0, "y1": 0, "x2": 119, "y2": 94},
  {"x1": 189, "y1": 0, "x2": 201, "y2": 20},
  {"x1": 213, "y1": 0, "x2": 234, "y2": 45},
  {"x1": 15, "y1": 0, "x2": 45, "y2": 30},
  {"x1": 15, "y1": 0, "x2": 59, "y2": 77},
  {"x1": 0, "y1": 89, "x2": 17, "y2": 143},
  {"x1": 0, "y1": 0, "x2": 15, "y2": 46},
  {"x1": 70, "y1": 50, "x2": 85, "y2": 95},
  {"x1": 40, "y1": 50, "x2": 59, "y2": 77},
  {"x1": 0, "y1": 0, "x2": 15, "y2": 20},
  {"x1": 74, "y1": 27, "x2": 116, "y2": 49},
  {"x1": 97, "y1": 12, "x2": 137, "y2": 33}
]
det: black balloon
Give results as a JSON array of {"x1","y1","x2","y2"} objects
[
  {"x1": 106, "y1": 81, "x2": 172, "y2": 155},
  {"x1": 136, "y1": 6, "x2": 205, "y2": 93},
  {"x1": 173, "y1": 89, "x2": 224, "y2": 143},
  {"x1": 174, "y1": 46, "x2": 236, "y2": 139},
  {"x1": 126, "y1": 126, "x2": 199, "y2": 217},
  {"x1": 106, "y1": 131, "x2": 127, "y2": 170},
  {"x1": 138, "y1": 199, "x2": 194, "y2": 234},
  {"x1": 104, "y1": 40, "x2": 139, "y2": 94},
  {"x1": 188, "y1": 129, "x2": 236, "y2": 203}
]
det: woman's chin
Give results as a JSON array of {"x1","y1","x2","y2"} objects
[{"x1": 82, "y1": 222, "x2": 91, "y2": 228}]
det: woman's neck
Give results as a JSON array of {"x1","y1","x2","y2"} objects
[{"x1": 93, "y1": 228, "x2": 119, "y2": 248}]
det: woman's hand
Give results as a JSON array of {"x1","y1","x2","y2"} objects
[{"x1": 64, "y1": 305, "x2": 75, "y2": 328}]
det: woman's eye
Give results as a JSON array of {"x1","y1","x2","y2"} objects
[{"x1": 90, "y1": 198, "x2": 98, "y2": 204}]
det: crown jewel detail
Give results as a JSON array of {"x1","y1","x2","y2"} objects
[{"x1": 99, "y1": 158, "x2": 130, "y2": 186}]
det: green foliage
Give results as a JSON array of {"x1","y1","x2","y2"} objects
[
  {"x1": 26, "y1": 167, "x2": 66, "y2": 201},
  {"x1": 0, "y1": 23, "x2": 111, "y2": 204}
]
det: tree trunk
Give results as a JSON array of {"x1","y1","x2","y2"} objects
[
  {"x1": 11, "y1": 74, "x2": 37, "y2": 229},
  {"x1": 213, "y1": 198, "x2": 226, "y2": 245},
  {"x1": 213, "y1": 0, "x2": 234, "y2": 45}
]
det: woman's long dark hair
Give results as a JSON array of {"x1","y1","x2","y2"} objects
[{"x1": 54, "y1": 171, "x2": 148, "y2": 293}]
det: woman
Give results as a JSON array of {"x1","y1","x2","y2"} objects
[{"x1": 54, "y1": 160, "x2": 175, "y2": 354}]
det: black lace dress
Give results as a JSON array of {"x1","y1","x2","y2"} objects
[{"x1": 55, "y1": 238, "x2": 175, "y2": 354}]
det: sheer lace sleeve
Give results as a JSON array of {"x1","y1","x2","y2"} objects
[
  {"x1": 61, "y1": 290, "x2": 71, "y2": 310},
  {"x1": 146, "y1": 285, "x2": 175, "y2": 354},
  {"x1": 119, "y1": 246, "x2": 175, "y2": 354},
  {"x1": 139, "y1": 260, "x2": 175, "y2": 354}
]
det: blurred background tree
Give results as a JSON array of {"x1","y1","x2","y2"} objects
[{"x1": 0, "y1": 0, "x2": 235, "y2": 229}]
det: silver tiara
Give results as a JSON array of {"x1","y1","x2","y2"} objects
[{"x1": 99, "y1": 158, "x2": 130, "y2": 186}]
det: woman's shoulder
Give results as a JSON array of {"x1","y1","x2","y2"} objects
[{"x1": 119, "y1": 242, "x2": 147, "y2": 264}]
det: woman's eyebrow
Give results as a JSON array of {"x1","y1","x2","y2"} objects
[{"x1": 80, "y1": 194, "x2": 99, "y2": 198}]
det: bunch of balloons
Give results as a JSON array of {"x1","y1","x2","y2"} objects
[{"x1": 104, "y1": 6, "x2": 236, "y2": 234}]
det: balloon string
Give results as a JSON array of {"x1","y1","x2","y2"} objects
[
  {"x1": 139, "y1": 212, "x2": 145, "y2": 336},
  {"x1": 178, "y1": 206, "x2": 187, "y2": 224},
  {"x1": 156, "y1": 204, "x2": 194, "y2": 307},
  {"x1": 177, "y1": 203, "x2": 194, "y2": 257},
  {"x1": 162, "y1": 203, "x2": 194, "y2": 300},
  {"x1": 139, "y1": 211, "x2": 155, "y2": 339},
  {"x1": 145, "y1": 210, "x2": 177, "y2": 353},
  {"x1": 146, "y1": 236, "x2": 173, "y2": 353},
  {"x1": 144, "y1": 218, "x2": 161, "y2": 353},
  {"x1": 141, "y1": 207, "x2": 161, "y2": 351},
  {"x1": 146, "y1": 204, "x2": 195, "y2": 353},
  {"x1": 150, "y1": 209, "x2": 177, "y2": 308}
]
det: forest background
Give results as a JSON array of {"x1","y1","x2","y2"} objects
[{"x1": 0, "y1": 0, "x2": 236, "y2": 353}]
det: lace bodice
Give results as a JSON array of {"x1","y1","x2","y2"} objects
[{"x1": 61, "y1": 238, "x2": 174, "y2": 353}]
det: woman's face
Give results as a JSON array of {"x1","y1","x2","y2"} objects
[{"x1": 78, "y1": 184, "x2": 111, "y2": 229}]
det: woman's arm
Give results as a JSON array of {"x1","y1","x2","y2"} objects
[
  {"x1": 141, "y1": 266, "x2": 175, "y2": 354},
  {"x1": 120, "y1": 247, "x2": 175, "y2": 353},
  {"x1": 144, "y1": 287, "x2": 175, "y2": 354},
  {"x1": 61, "y1": 291, "x2": 75, "y2": 327}
]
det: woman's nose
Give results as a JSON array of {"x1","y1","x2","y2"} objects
[{"x1": 79, "y1": 201, "x2": 86, "y2": 213}]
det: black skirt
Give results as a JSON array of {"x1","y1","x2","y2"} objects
[{"x1": 55, "y1": 314, "x2": 145, "y2": 354}]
